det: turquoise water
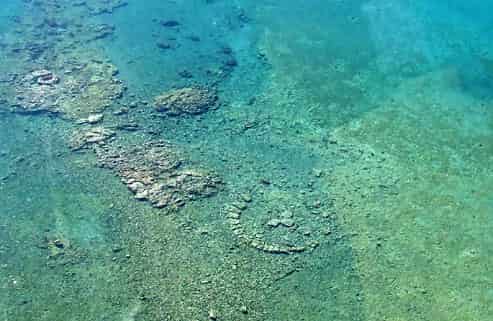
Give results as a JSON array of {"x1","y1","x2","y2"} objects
[{"x1": 1, "y1": 1, "x2": 492, "y2": 320}]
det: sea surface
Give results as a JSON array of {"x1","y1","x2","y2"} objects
[{"x1": 1, "y1": 1, "x2": 492, "y2": 320}]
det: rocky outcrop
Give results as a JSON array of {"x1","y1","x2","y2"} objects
[
  {"x1": 95, "y1": 141, "x2": 222, "y2": 209},
  {"x1": 154, "y1": 87, "x2": 217, "y2": 116},
  {"x1": 11, "y1": 59, "x2": 123, "y2": 120}
]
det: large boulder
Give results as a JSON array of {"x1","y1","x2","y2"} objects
[{"x1": 154, "y1": 87, "x2": 217, "y2": 116}]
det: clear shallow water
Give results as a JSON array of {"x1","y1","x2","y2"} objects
[{"x1": 0, "y1": 1, "x2": 492, "y2": 320}]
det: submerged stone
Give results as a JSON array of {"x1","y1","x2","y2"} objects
[
  {"x1": 95, "y1": 141, "x2": 222, "y2": 210},
  {"x1": 160, "y1": 20, "x2": 180, "y2": 28},
  {"x1": 70, "y1": 127, "x2": 115, "y2": 151},
  {"x1": 154, "y1": 87, "x2": 217, "y2": 116},
  {"x1": 10, "y1": 59, "x2": 123, "y2": 120}
]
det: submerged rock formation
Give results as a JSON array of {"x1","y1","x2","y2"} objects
[
  {"x1": 70, "y1": 127, "x2": 116, "y2": 151},
  {"x1": 224, "y1": 191, "x2": 331, "y2": 255},
  {"x1": 95, "y1": 141, "x2": 222, "y2": 209},
  {"x1": 154, "y1": 87, "x2": 217, "y2": 116},
  {"x1": 11, "y1": 58, "x2": 123, "y2": 120},
  {"x1": 83, "y1": 0, "x2": 129, "y2": 15}
]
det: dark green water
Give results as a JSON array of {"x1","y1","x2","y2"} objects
[{"x1": 1, "y1": 1, "x2": 492, "y2": 320}]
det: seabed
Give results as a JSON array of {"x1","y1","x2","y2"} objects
[{"x1": 0, "y1": 1, "x2": 492, "y2": 320}]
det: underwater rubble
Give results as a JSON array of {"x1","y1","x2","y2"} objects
[
  {"x1": 95, "y1": 141, "x2": 223, "y2": 209},
  {"x1": 8, "y1": 57, "x2": 123, "y2": 120},
  {"x1": 74, "y1": 0, "x2": 128, "y2": 16},
  {"x1": 0, "y1": 0, "x2": 325, "y2": 257},
  {"x1": 70, "y1": 125, "x2": 222, "y2": 210},
  {"x1": 0, "y1": 0, "x2": 227, "y2": 214},
  {"x1": 0, "y1": 0, "x2": 125, "y2": 119},
  {"x1": 224, "y1": 190, "x2": 332, "y2": 254},
  {"x1": 70, "y1": 127, "x2": 116, "y2": 151}
]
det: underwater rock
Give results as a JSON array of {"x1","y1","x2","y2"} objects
[
  {"x1": 86, "y1": 113, "x2": 104, "y2": 124},
  {"x1": 113, "y1": 107, "x2": 129, "y2": 115},
  {"x1": 154, "y1": 87, "x2": 217, "y2": 116},
  {"x1": 27, "y1": 70, "x2": 55, "y2": 83},
  {"x1": 156, "y1": 41, "x2": 173, "y2": 50},
  {"x1": 208, "y1": 309, "x2": 218, "y2": 320},
  {"x1": 240, "y1": 193, "x2": 252, "y2": 203},
  {"x1": 266, "y1": 217, "x2": 294, "y2": 228},
  {"x1": 116, "y1": 122, "x2": 139, "y2": 131},
  {"x1": 187, "y1": 35, "x2": 201, "y2": 42},
  {"x1": 41, "y1": 234, "x2": 72, "y2": 259},
  {"x1": 9, "y1": 70, "x2": 62, "y2": 114},
  {"x1": 266, "y1": 218, "x2": 281, "y2": 228},
  {"x1": 178, "y1": 69, "x2": 193, "y2": 79},
  {"x1": 30, "y1": 70, "x2": 60, "y2": 85},
  {"x1": 224, "y1": 190, "x2": 333, "y2": 255},
  {"x1": 222, "y1": 58, "x2": 238, "y2": 68},
  {"x1": 85, "y1": 0, "x2": 128, "y2": 15},
  {"x1": 70, "y1": 127, "x2": 115, "y2": 151},
  {"x1": 77, "y1": 113, "x2": 104, "y2": 124},
  {"x1": 95, "y1": 141, "x2": 222, "y2": 210},
  {"x1": 10, "y1": 60, "x2": 124, "y2": 120},
  {"x1": 160, "y1": 20, "x2": 180, "y2": 28},
  {"x1": 88, "y1": 24, "x2": 115, "y2": 40}
]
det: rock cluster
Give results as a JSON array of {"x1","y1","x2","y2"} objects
[
  {"x1": 12, "y1": 70, "x2": 61, "y2": 114},
  {"x1": 154, "y1": 87, "x2": 217, "y2": 116},
  {"x1": 266, "y1": 216, "x2": 295, "y2": 228},
  {"x1": 224, "y1": 198, "x2": 313, "y2": 255},
  {"x1": 95, "y1": 141, "x2": 222, "y2": 209},
  {"x1": 88, "y1": 23, "x2": 115, "y2": 40},
  {"x1": 76, "y1": 113, "x2": 104, "y2": 125},
  {"x1": 30, "y1": 70, "x2": 60, "y2": 85},
  {"x1": 11, "y1": 59, "x2": 123, "y2": 120},
  {"x1": 84, "y1": 0, "x2": 129, "y2": 15}
]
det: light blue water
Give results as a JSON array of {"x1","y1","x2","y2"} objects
[{"x1": 1, "y1": 1, "x2": 492, "y2": 320}]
